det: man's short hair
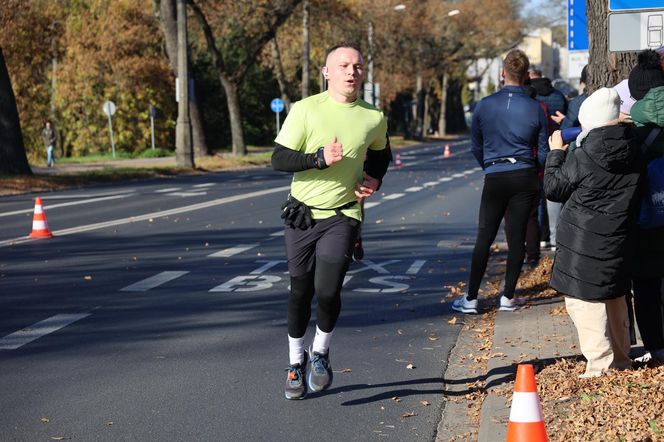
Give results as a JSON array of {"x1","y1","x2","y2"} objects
[
  {"x1": 325, "y1": 42, "x2": 363, "y2": 62},
  {"x1": 503, "y1": 50, "x2": 530, "y2": 83}
]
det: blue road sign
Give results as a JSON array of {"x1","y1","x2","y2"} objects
[
  {"x1": 270, "y1": 98, "x2": 285, "y2": 113},
  {"x1": 569, "y1": 0, "x2": 589, "y2": 51},
  {"x1": 609, "y1": 0, "x2": 664, "y2": 12}
]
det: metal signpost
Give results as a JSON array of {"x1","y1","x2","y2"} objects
[
  {"x1": 149, "y1": 105, "x2": 157, "y2": 150},
  {"x1": 102, "y1": 100, "x2": 117, "y2": 158},
  {"x1": 271, "y1": 98, "x2": 285, "y2": 135},
  {"x1": 608, "y1": 0, "x2": 664, "y2": 52}
]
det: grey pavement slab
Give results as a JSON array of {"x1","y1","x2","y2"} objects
[{"x1": 478, "y1": 296, "x2": 580, "y2": 442}]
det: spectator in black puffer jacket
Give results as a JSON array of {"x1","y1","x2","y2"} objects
[{"x1": 544, "y1": 87, "x2": 642, "y2": 378}]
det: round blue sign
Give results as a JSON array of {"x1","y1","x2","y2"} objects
[{"x1": 271, "y1": 98, "x2": 285, "y2": 113}]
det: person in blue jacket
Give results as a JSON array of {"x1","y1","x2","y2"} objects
[{"x1": 452, "y1": 49, "x2": 549, "y2": 314}]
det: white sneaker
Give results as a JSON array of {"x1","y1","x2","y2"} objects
[
  {"x1": 451, "y1": 296, "x2": 478, "y2": 314},
  {"x1": 499, "y1": 295, "x2": 525, "y2": 311}
]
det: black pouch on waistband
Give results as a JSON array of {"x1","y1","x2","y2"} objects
[{"x1": 280, "y1": 196, "x2": 314, "y2": 230}]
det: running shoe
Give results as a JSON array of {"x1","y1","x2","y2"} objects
[
  {"x1": 352, "y1": 238, "x2": 364, "y2": 262},
  {"x1": 451, "y1": 296, "x2": 478, "y2": 314},
  {"x1": 307, "y1": 346, "x2": 333, "y2": 392},
  {"x1": 285, "y1": 352, "x2": 308, "y2": 400},
  {"x1": 499, "y1": 295, "x2": 525, "y2": 312}
]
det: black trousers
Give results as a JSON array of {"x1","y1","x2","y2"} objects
[
  {"x1": 633, "y1": 276, "x2": 664, "y2": 351},
  {"x1": 284, "y1": 214, "x2": 359, "y2": 338},
  {"x1": 467, "y1": 168, "x2": 540, "y2": 300}
]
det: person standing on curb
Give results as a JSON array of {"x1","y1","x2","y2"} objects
[
  {"x1": 544, "y1": 88, "x2": 641, "y2": 378},
  {"x1": 42, "y1": 120, "x2": 57, "y2": 167},
  {"x1": 452, "y1": 49, "x2": 548, "y2": 314},
  {"x1": 271, "y1": 42, "x2": 389, "y2": 400},
  {"x1": 626, "y1": 50, "x2": 664, "y2": 362}
]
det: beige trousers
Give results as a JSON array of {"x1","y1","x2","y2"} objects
[{"x1": 565, "y1": 296, "x2": 632, "y2": 377}]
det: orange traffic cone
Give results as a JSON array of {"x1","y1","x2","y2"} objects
[
  {"x1": 443, "y1": 144, "x2": 451, "y2": 158},
  {"x1": 28, "y1": 197, "x2": 53, "y2": 239},
  {"x1": 506, "y1": 364, "x2": 548, "y2": 442},
  {"x1": 395, "y1": 153, "x2": 403, "y2": 168}
]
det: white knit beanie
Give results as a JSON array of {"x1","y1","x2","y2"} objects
[{"x1": 576, "y1": 87, "x2": 620, "y2": 145}]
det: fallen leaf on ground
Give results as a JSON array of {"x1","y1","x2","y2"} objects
[
  {"x1": 448, "y1": 317, "x2": 458, "y2": 325},
  {"x1": 420, "y1": 400, "x2": 430, "y2": 406},
  {"x1": 401, "y1": 412, "x2": 417, "y2": 418},
  {"x1": 41, "y1": 418, "x2": 49, "y2": 423},
  {"x1": 392, "y1": 396, "x2": 402, "y2": 402},
  {"x1": 406, "y1": 363, "x2": 416, "y2": 369}
]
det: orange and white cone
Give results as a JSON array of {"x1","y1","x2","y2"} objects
[
  {"x1": 395, "y1": 153, "x2": 403, "y2": 168},
  {"x1": 28, "y1": 197, "x2": 53, "y2": 239},
  {"x1": 506, "y1": 364, "x2": 548, "y2": 442},
  {"x1": 443, "y1": 144, "x2": 451, "y2": 158}
]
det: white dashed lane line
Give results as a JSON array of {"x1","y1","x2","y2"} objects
[
  {"x1": 404, "y1": 186, "x2": 423, "y2": 192},
  {"x1": 0, "y1": 313, "x2": 91, "y2": 350},
  {"x1": 364, "y1": 201, "x2": 381, "y2": 209},
  {"x1": 382, "y1": 193, "x2": 405, "y2": 200},
  {"x1": 154, "y1": 187, "x2": 182, "y2": 193},
  {"x1": 167, "y1": 192, "x2": 207, "y2": 197},
  {"x1": 120, "y1": 271, "x2": 190, "y2": 292},
  {"x1": 193, "y1": 183, "x2": 215, "y2": 188},
  {"x1": 0, "y1": 193, "x2": 137, "y2": 218},
  {"x1": 208, "y1": 243, "x2": 260, "y2": 258}
]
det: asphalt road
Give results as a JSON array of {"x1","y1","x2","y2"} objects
[{"x1": 0, "y1": 139, "x2": 484, "y2": 441}]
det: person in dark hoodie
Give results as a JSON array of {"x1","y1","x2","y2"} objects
[
  {"x1": 627, "y1": 49, "x2": 664, "y2": 362},
  {"x1": 544, "y1": 87, "x2": 641, "y2": 378},
  {"x1": 530, "y1": 68, "x2": 568, "y2": 252}
]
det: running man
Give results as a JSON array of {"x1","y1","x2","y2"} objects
[
  {"x1": 452, "y1": 49, "x2": 548, "y2": 314},
  {"x1": 271, "y1": 42, "x2": 390, "y2": 400}
]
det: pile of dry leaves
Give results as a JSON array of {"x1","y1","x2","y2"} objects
[{"x1": 518, "y1": 258, "x2": 664, "y2": 442}]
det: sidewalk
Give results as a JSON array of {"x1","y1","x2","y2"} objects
[
  {"x1": 30, "y1": 156, "x2": 176, "y2": 175},
  {"x1": 436, "y1": 254, "x2": 654, "y2": 441},
  {"x1": 436, "y1": 286, "x2": 581, "y2": 441}
]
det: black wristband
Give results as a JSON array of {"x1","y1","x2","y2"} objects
[{"x1": 315, "y1": 147, "x2": 328, "y2": 169}]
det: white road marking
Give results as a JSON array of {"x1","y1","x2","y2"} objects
[
  {"x1": 119, "y1": 271, "x2": 190, "y2": 292},
  {"x1": 406, "y1": 260, "x2": 426, "y2": 275},
  {"x1": 250, "y1": 260, "x2": 286, "y2": 274},
  {"x1": 364, "y1": 201, "x2": 381, "y2": 209},
  {"x1": 451, "y1": 173, "x2": 465, "y2": 178},
  {"x1": 193, "y1": 183, "x2": 215, "y2": 188},
  {"x1": 439, "y1": 177, "x2": 453, "y2": 182},
  {"x1": 208, "y1": 243, "x2": 259, "y2": 258},
  {"x1": 270, "y1": 230, "x2": 285, "y2": 237},
  {"x1": 0, "y1": 313, "x2": 91, "y2": 350},
  {"x1": 0, "y1": 193, "x2": 136, "y2": 218},
  {"x1": 405, "y1": 186, "x2": 423, "y2": 192},
  {"x1": 154, "y1": 187, "x2": 182, "y2": 193},
  {"x1": 0, "y1": 185, "x2": 291, "y2": 248},
  {"x1": 383, "y1": 193, "x2": 405, "y2": 200},
  {"x1": 167, "y1": 192, "x2": 207, "y2": 197},
  {"x1": 423, "y1": 181, "x2": 438, "y2": 187},
  {"x1": 347, "y1": 259, "x2": 401, "y2": 275}
]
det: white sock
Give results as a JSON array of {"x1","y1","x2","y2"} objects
[
  {"x1": 288, "y1": 335, "x2": 305, "y2": 366},
  {"x1": 312, "y1": 326, "x2": 333, "y2": 355}
]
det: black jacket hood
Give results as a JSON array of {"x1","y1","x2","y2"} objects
[
  {"x1": 582, "y1": 124, "x2": 638, "y2": 172},
  {"x1": 530, "y1": 77, "x2": 555, "y2": 96}
]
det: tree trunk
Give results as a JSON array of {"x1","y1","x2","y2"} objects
[
  {"x1": 438, "y1": 72, "x2": 447, "y2": 136},
  {"x1": 586, "y1": 0, "x2": 637, "y2": 93},
  {"x1": 270, "y1": 39, "x2": 292, "y2": 111},
  {"x1": 0, "y1": 47, "x2": 32, "y2": 175},
  {"x1": 301, "y1": 0, "x2": 310, "y2": 99},
  {"x1": 445, "y1": 77, "x2": 467, "y2": 133},
  {"x1": 220, "y1": 76, "x2": 246, "y2": 156},
  {"x1": 154, "y1": 0, "x2": 208, "y2": 157}
]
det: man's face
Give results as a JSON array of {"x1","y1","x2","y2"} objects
[{"x1": 325, "y1": 47, "x2": 364, "y2": 100}]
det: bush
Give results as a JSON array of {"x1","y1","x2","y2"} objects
[{"x1": 136, "y1": 148, "x2": 174, "y2": 158}]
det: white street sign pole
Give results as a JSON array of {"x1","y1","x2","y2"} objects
[
  {"x1": 276, "y1": 111, "x2": 280, "y2": 135},
  {"x1": 150, "y1": 114, "x2": 155, "y2": 150}
]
